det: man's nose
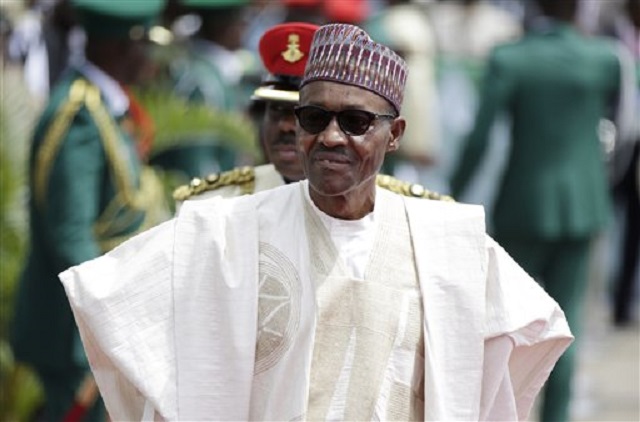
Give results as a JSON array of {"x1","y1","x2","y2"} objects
[
  {"x1": 317, "y1": 117, "x2": 348, "y2": 147},
  {"x1": 278, "y1": 112, "x2": 297, "y2": 132}
]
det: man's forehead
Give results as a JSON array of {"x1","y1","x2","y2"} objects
[
  {"x1": 266, "y1": 100, "x2": 296, "y2": 109},
  {"x1": 300, "y1": 81, "x2": 391, "y2": 110}
]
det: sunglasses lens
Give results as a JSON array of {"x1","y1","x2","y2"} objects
[
  {"x1": 338, "y1": 110, "x2": 375, "y2": 136},
  {"x1": 295, "y1": 106, "x2": 381, "y2": 136},
  {"x1": 296, "y1": 106, "x2": 332, "y2": 134}
]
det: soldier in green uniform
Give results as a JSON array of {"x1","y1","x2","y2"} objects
[
  {"x1": 171, "y1": 0, "x2": 250, "y2": 111},
  {"x1": 174, "y1": 21, "x2": 451, "y2": 203},
  {"x1": 151, "y1": 0, "x2": 252, "y2": 179},
  {"x1": 450, "y1": 0, "x2": 622, "y2": 420},
  {"x1": 10, "y1": 0, "x2": 167, "y2": 420}
]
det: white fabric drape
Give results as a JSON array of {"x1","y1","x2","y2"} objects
[{"x1": 60, "y1": 181, "x2": 572, "y2": 421}]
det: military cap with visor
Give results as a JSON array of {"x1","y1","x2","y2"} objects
[
  {"x1": 252, "y1": 22, "x2": 319, "y2": 105},
  {"x1": 71, "y1": 0, "x2": 167, "y2": 39}
]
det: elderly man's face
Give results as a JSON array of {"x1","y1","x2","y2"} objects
[
  {"x1": 297, "y1": 81, "x2": 403, "y2": 199},
  {"x1": 261, "y1": 100, "x2": 304, "y2": 182}
]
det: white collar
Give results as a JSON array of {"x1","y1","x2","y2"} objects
[
  {"x1": 302, "y1": 180, "x2": 377, "y2": 228},
  {"x1": 77, "y1": 60, "x2": 129, "y2": 117}
]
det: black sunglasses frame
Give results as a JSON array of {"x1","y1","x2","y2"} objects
[{"x1": 294, "y1": 105, "x2": 396, "y2": 136}]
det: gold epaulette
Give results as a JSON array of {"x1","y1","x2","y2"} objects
[
  {"x1": 34, "y1": 79, "x2": 89, "y2": 209},
  {"x1": 376, "y1": 174, "x2": 454, "y2": 201},
  {"x1": 173, "y1": 166, "x2": 256, "y2": 201}
]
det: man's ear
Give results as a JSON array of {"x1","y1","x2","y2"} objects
[{"x1": 387, "y1": 116, "x2": 406, "y2": 152}]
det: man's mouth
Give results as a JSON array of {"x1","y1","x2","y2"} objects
[
  {"x1": 313, "y1": 151, "x2": 351, "y2": 164},
  {"x1": 272, "y1": 144, "x2": 298, "y2": 160}
]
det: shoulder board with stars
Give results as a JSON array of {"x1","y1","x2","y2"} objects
[
  {"x1": 173, "y1": 166, "x2": 255, "y2": 201},
  {"x1": 375, "y1": 174, "x2": 454, "y2": 201}
]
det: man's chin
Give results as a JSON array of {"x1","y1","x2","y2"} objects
[
  {"x1": 273, "y1": 163, "x2": 305, "y2": 182},
  {"x1": 308, "y1": 179, "x2": 355, "y2": 197},
  {"x1": 281, "y1": 173, "x2": 305, "y2": 183}
]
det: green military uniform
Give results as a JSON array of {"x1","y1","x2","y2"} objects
[
  {"x1": 155, "y1": 0, "x2": 252, "y2": 179},
  {"x1": 10, "y1": 0, "x2": 167, "y2": 420},
  {"x1": 170, "y1": 0, "x2": 257, "y2": 111},
  {"x1": 450, "y1": 22, "x2": 620, "y2": 422},
  {"x1": 171, "y1": 38, "x2": 240, "y2": 112}
]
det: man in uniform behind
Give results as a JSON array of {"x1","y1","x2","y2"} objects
[
  {"x1": 10, "y1": 0, "x2": 168, "y2": 419},
  {"x1": 450, "y1": 0, "x2": 625, "y2": 420},
  {"x1": 173, "y1": 21, "x2": 318, "y2": 200}
]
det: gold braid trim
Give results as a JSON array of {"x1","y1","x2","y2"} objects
[
  {"x1": 97, "y1": 167, "x2": 170, "y2": 253},
  {"x1": 32, "y1": 78, "x2": 163, "y2": 251},
  {"x1": 34, "y1": 79, "x2": 88, "y2": 209},
  {"x1": 375, "y1": 174, "x2": 455, "y2": 201},
  {"x1": 83, "y1": 85, "x2": 149, "y2": 210},
  {"x1": 172, "y1": 166, "x2": 256, "y2": 201},
  {"x1": 172, "y1": 169, "x2": 453, "y2": 202},
  {"x1": 84, "y1": 84, "x2": 161, "y2": 241}
]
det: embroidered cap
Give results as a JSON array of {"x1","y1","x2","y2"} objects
[
  {"x1": 252, "y1": 22, "x2": 319, "y2": 104},
  {"x1": 301, "y1": 23, "x2": 407, "y2": 114}
]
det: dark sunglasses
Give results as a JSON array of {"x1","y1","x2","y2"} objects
[{"x1": 294, "y1": 105, "x2": 396, "y2": 136}]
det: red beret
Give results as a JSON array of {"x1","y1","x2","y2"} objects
[{"x1": 258, "y1": 22, "x2": 319, "y2": 78}]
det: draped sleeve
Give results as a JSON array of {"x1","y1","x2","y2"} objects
[
  {"x1": 60, "y1": 219, "x2": 178, "y2": 421},
  {"x1": 405, "y1": 197, "x2": 572, "y2": 420},
  {"x1": 60, "y1": 195, "x2": 261, "y2": 421},
  {"x1": 479, "y1": 237, "x2": 573, "y2": 420}
]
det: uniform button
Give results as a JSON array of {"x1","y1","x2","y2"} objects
[{"x1": 409, "y1": 184, "x2": 425, "y2": 197}]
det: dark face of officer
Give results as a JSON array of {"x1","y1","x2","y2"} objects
[
  {"x1": 85, "y1": 35, "x2": 154, "y2": 86},
  {"x1": 261, "y1": 100, "x2": 305, "y2": 182},
  {"x1": 297, "y1": 80, "x2": 405, "y2": 219},
  {"x1": 121, "y1": 39, "x2": 154, "y2": 85}
]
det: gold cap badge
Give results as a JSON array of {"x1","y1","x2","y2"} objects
[{"x1": 281, "y1": 33, "x2": 304, "y2": 63}]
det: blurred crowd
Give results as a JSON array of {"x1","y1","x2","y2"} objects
[
  {"x1": 2, "y1": 0, "x2": 637, "y2": 190},
  {"x1": 0, "y1": 0, "x2": 638, "y2": 421}
]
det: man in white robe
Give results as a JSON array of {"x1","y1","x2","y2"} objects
[{"x1": 60, "y1": 23, "x2": 572, "y2": 421}]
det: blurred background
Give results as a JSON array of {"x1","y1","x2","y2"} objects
[{"x1": 0, "y1": 0, "x2": 638, "y2": 421}]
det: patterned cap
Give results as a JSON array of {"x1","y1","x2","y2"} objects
[{"x1": 301, "y1": 23, "x2": 407, "y2": 114}]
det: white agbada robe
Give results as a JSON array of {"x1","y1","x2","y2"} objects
[{"x1": 60, "y1": 181, "x2": 572, "y2": 421}]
